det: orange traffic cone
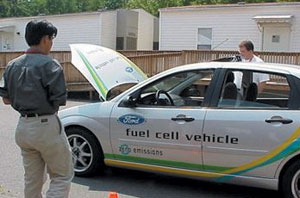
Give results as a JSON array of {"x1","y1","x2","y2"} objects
[{"x1": 108, "y1": 192, "x2": 119, "y2": 198}]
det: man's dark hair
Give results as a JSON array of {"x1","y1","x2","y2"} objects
[
  {"x1": 239, "y1": 40, "x2": 254, "y2": 51},
  {"x1": 25, "y1": 20, "x2": 57, "y2": 46}
]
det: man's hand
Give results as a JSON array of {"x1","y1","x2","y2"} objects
[{"x1": 2, "y1": 98, "x2": 11, "y2": 105}]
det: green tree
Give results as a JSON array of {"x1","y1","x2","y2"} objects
[
  {"x1": 126, "y1": 0, "x2": 184, "y2": 16},
  {"x1": 103, "y1": 0, "x2": 126, "y2": 9},
  {"x1": 45, "y1": 0, "x2": 78, "y2": 15},
  {"x1": 26, "y1": 0, "x2": 48, "y2": 16},
  {"x1": 75, "y1": 0, "x2": 90, "y2": 12},
  {"x1": 6, "y1": 0, "x2": 33, "y2": 17},
  {"x1": 0, "y1": 0, "x2": 11, "y2": 17},
  {"x1": 86, "y1": 0, "x2": 105, "y2": 11},
  {"x1": 0, "y1": 0, "x2": 298, "y2": 18}
]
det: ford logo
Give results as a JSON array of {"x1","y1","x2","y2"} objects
[{"x1": 118, "y1": 114, "x2": 145, "y2": 125}]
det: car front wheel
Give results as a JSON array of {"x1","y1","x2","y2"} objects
[
  {"x1": 281, "y1": 161, "x2": 300, "y2": 198},
  {"x1": 66, "y1": 127, "x2": 105, "y2": 176}
]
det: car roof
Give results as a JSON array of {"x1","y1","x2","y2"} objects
[
  {"x1": 221, "y1": 62, "x2": 300, "y2": 75},
  {"x1": 163, "y1": 62, "x2": 300, "y2": 78}
]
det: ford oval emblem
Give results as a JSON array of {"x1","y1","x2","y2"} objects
[{"x1": 118, "y1": 114, "x2": 145, "y2": 125}]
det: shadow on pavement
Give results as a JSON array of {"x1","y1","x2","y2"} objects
[{"x1": 72, "y1": 167, "x2": 281, "y2": 198}]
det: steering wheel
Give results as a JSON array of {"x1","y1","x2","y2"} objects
[{"x1": 155, "y1": 90, "x2": 174, "y2": 106}]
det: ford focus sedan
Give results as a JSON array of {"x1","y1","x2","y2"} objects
[{"x1": 59, "y1": 44, "x2": 300, "y2": 198}]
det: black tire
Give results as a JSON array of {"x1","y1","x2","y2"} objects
[
  {"x1": 65, "y1": 127, "x2": 105, "y2": 177},
  {"x1": 281, "y1": 161, "x2": 300, "y2": 198}
]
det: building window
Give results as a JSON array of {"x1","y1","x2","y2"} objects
[
  {"x1": 126, "y1": 37, "x2": 137, "y2": 50},
  {"x1": 197, "y1": 28, "x2": 212, "y2": 50},
  {"x1": 116, "y1": 37, "x2": 124, "y2": 50},
  {"x1": 153, "y1": 42, "x2": 159, "y2": 50},
  {"x1": 272, "y1": 35, "x2": 280, "y2": 43}
]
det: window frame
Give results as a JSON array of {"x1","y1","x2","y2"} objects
[
  {"x1": 196, "y1": 27, "x2": 213, "y2": 50},
  {"x1": 209, "y1": 68, "x2": 299, "y2": 110},
  {"x1": 119, "y1": 68, "x2": 221, "y2": 109}
]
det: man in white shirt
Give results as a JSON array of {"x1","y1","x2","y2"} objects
[{"x1": 234, "y1": 40, "x2": 269, "y2": 95}]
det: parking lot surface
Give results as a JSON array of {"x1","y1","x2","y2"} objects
[{"x1": 0, "y1": 100, "x2": 280, "y2": 198}]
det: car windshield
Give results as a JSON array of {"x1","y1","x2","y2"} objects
[
  {"x1": 106, "y1": 83, "x2": 137, "y2": 100},
  {"x1": 142, "y1": 72, "x2": 199, "y2": 94}
]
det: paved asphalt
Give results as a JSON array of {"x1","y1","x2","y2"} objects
[{"x1": 0, "y1": 100, "x2": 281, "y2": 198}]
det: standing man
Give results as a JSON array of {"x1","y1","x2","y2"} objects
[
  {"x1": 234, "y1": 40, "x2": 270, "y2": 94},
  {"x1": 0, "y1": 20, "x2": 73, "y2": 198}
]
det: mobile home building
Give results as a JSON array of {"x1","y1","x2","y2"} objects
[
  {"x1": 159, "y1": 2, "x2": 300, "y2": 52},
  {"x1": 0, "y1": 9, "x2": 158, "y2": 52}
]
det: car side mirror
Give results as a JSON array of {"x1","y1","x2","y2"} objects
[{"x1": 122, "y1": 96, "x2": 137, "y2": 108}]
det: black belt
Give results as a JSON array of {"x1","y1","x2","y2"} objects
[{"x1": 21, "y1": 113, "x2": 52, "y2": 118}]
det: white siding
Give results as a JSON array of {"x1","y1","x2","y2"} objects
[
  {"x1": 117, "y1": 9, "x2": 138, "y2": 38},
  {"x1": 48, "y1": 14, "x2": 101, "y2": 51},
  {"x1": 116, "y1": 9, "x2": 139, "y2": 50},
  {"x1": 100, "y1": 11, "x2": 117, "y2": 49},
  {"x1": 0, "y1": 9, "x2": 157, "y2": 52},
  {"x1": 135, "y1": 9, "x2": 156, "y2": 50},
  {"x1": 0, "y1": 18, "x2": 28, "y2": 51},
  {"x1": 160, "y1": 5, "x2": 300, "y2": 52},
  {"x1": 0, "y1": 12, "x2": 112, "y2": 51}
]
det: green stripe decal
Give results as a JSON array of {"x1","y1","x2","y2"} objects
[
  {"x1": 104, "y1": 127, "x2": 300, "y2": 179},
  {"x1": 104, "y1": 154, "x2": 233, "y2": 172},
  {"x1": 76, "y1": 49, "x2": 108, "y2": 98},
  {"x1": 218, "y1": 137, "x2": 300, "y2": 181}
]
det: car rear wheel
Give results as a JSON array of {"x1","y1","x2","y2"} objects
[
  {"x1": 66, "y1": 127, "x2": 105, "y2": 176},
  {"x1": 281, "y1": 161, "x2": 300, "y2": 198}
]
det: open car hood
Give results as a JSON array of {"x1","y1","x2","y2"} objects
[{"x1": 70, "y1": 44, "x2": 148, "y2": 100}]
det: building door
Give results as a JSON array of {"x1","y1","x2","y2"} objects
[
  {"x1": 263, "y1": 25, "x2": 290, "y2": 52},
  {"x1": 0, "y1": 33, "x2": 14, "y2": 51}
]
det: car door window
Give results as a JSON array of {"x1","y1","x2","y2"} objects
[
  {"x1": 218, "y1": 70, "x2": 291, "y2": 109},
  {"x1": 137, "y1": 70, "x2": 215, "y2": 107}
]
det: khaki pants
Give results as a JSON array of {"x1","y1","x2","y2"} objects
[{"x1": 15, "y1": 114, "x2": 74, "y2": 198}]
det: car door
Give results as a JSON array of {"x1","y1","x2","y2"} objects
[
  {"x1": 109, "y1": 69, "x2": 218, "y2": 171},
  {"x1": 202, "y1": 68, "x2": 300, "y2": 179}
]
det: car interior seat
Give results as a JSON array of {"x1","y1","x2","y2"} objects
[
  {"x1": 223, "y1": 71, "x2": 238, "y2": 100},
  {"x1": 244, "y1": 83, "x2": 258, "y2": 102},
  {"x1": 218, "y1": 72, "x2": 238, "y2": 107},
  {"x1": 225, "y1": 71, "x2": 235, "y2": 84},
  {"x1": 218, "y1": 71, "x2": 238, "y2": 107},
  {"x1": 223, "y1": 82, "x2": 238, "y2": 100}
]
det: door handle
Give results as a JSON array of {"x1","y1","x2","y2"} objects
[
  {"x1": 171, "y1": 114, "x2": 195, "y2": 122},
  {"x1": 265, "y1": 116, "x2": 293, "y2": 124}
]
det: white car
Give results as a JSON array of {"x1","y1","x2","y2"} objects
[{"x1": 59, "y1": 44, "x2": 300, "y2": 198}]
